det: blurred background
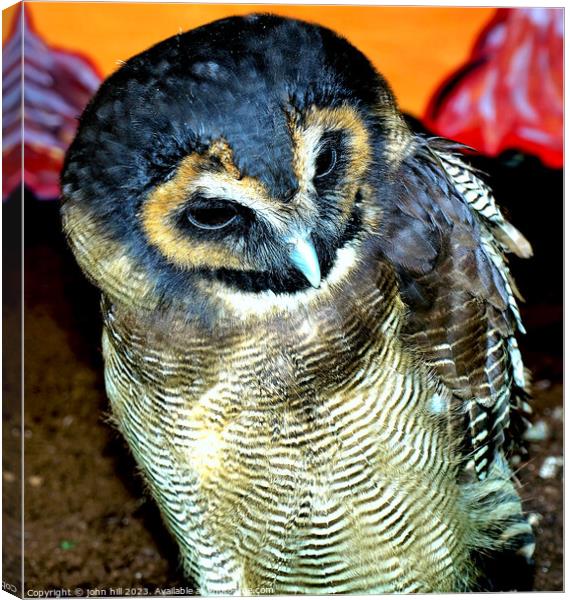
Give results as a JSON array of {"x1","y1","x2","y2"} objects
[{"x1": 3, "y1": 2, "x2": 562, "y2": 593}]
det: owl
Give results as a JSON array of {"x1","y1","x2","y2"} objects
[{"x1": 61, "y1": 14, "x2": 535, "y2": 594}]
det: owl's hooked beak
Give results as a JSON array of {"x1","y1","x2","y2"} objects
[{"x1": 287, "y1": 234, "x2": 321, "y2": 288}]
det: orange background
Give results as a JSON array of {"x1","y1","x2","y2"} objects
[{"x1": 2, "y1": 2, "x2": 495, "y2": 117}]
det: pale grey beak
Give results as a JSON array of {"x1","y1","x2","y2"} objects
[{"x1": 287, "y1": 234, "x2": 321, "y2": 288}]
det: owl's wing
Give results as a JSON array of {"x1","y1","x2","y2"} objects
[{"x1": 379, "y1": 137, "x2": 532, "y2": 480}]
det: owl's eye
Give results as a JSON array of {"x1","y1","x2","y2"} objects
[
  {"x1": 315, "y1": 145, "x2": 337, "y2": 179},
  {"x1": 186, "y1": 200, "x2": 238, "y2": 230}
]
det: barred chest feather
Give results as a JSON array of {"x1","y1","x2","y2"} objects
[{"x1": 101, "y1": 262, "x2": 481, "y2": 594}]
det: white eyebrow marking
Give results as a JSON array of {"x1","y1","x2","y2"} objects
[{"x1": 191, "y1": 172, "x2": 289, "y2": 232}]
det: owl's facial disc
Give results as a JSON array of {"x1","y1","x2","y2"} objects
[
  {"x1": 142, "y1": 153, "x2": 323, "y2": 288},
  {"x1": 139, "y1": 105, "x2": 374, "y2": 294}
]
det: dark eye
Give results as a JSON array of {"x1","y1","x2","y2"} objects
[
  {"x1": 315, "y1": 145, "x2": 337, "y2": 179},
  {"x1": 186, "y1": 200, "x2": 238, "y2": 230}
]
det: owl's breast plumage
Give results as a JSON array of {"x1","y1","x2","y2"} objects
[{"x1": 101, "y1": 260, "x2": 476, "y2": 593}]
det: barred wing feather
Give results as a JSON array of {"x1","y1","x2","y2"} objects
[{"x1": 381, "y1": 138, "x2": 532, "y2": 480}]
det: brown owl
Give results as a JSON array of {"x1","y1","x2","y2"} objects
[{"x1": 61, "y1": 14, "x2": 534, "y2": 593}]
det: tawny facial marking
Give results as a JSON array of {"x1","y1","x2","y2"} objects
[
  {"x1": 141, "y1": 152, "x2": 245, "y2": 270},
  {"x1": 290, "y1": 105, "x2": 372, "y2": 223},
  {"x1": 141, "y1": 140, "x2": 288, "y2": 271}
]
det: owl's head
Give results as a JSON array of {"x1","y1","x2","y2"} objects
[{"x1": 62, "y1": 14, "x2": 413, "y2": 321}]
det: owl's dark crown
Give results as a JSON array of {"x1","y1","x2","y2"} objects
[{"x1": 62, "y1": 14, "x2": 411, "y2": 313}]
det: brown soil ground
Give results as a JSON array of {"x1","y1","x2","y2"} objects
[{"x1": 3, "y1": 200, "x2": 563, "y2": 595}]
